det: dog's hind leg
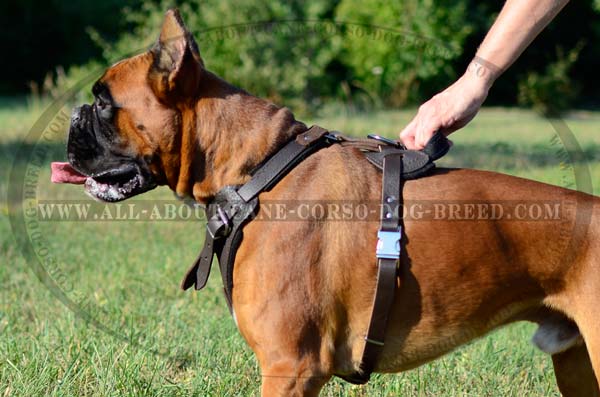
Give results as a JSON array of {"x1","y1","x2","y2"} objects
[
  {"x1": 573, "y1": 240, "x2": 600, "y2": 392},
  {"x1": 552, "y1": 343, "x2": 600, "y2": 397},
  {"x1": 557, "y1": 203, "x2": 600, "y2": 393},
  {"x1": 574, "y1": 300, "x2": 600, "y2": 393},
  {"x1": 531, "y1": 313, "x2": 597, "y2": 395}
]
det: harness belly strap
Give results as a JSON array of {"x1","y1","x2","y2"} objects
[{"x1": 338, "y1": 152, "x2": 403, "y2": 384}]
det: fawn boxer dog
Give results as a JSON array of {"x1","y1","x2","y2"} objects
[{"x1": 52, "y1": 9, "x2": 600, "y2": 396}]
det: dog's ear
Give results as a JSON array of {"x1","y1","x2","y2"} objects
[{"x1": 149, "y1": 8, "x2": 203, "y2": 101}]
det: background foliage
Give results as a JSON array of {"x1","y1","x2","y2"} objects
[
  {"x1": 335, "y1": 0, "x2": 471, "y2": 107},
  {"x1": 2, "y1": 0, "x2": 599, "y2": 112}
]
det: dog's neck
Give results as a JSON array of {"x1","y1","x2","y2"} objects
[{"x1": 175, "y1": 71, "x2": 306, "y2": 203}]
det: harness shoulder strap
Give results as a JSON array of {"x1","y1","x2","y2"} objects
[
  {"x1": 181, "y1": 126, "x2": 335, "y2": 292},
  {"x1": 237, "y1": 126, "x2": 331, "y2": 202}
]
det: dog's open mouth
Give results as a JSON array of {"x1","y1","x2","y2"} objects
[{"x1": 51, "y1": 162, "x2": 155, "y2": 202}]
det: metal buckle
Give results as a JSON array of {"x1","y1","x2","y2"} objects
[
  {"x1": 324, "y1": 132, "x2": 342, "y2": 142},
  {"x1": 206, "y1": 206, "x2": 232, "y2": 239},
  {"x1": 376, "y1": 229, "x2": 401, "y2": 259},
  {"x1": 367, "y1": 134, "x2": 403, "y2": 148}
]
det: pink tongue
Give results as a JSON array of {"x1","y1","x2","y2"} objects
[{"x1": 51, "y1": 162, "x2": 88, "y2": 184}]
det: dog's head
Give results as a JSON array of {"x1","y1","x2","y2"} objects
[{"x1": 66, "y1": 9, "x2": 203, "y2": 202}]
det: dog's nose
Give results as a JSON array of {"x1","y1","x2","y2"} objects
[
  {"x1": 71, "y1": 106, "x2": 82, "y2": 125},
  {"x1": 71, "y1": 106, "x2": 81, "y2": 121},
  {"x1": 71, "y1": 105, "x2": 94, "y2": 129}
]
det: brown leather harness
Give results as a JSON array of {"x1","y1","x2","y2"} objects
[{"x1": 181, "y1": 125, "x2": 450, "y2": 384}]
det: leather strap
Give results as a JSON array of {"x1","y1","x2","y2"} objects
[
  {"x1": 334, "y1": 134, "x2": 382, "y2": 152},
  {"x1": 341, "y1": 153, "x2": 403, "y2": 384},
  {"x1": 237, "y1": 126, "x2": 332, "y2": 202},
  {"x1": 181, "y1": 231, "x2": 218, "y2": 290}
]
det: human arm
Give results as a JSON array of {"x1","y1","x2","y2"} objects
[{"x1": 399, "y1": 0, "x2": 569, "y2": 149}]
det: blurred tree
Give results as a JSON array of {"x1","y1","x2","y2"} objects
[
  {"x1": 0, "y1": 0, "x2": 147, "y2": 94},
  {"x1": 89, "y1": 0, "x2": 342, "y2": 111},
  {"x1": 452, "y1": 0, "x2": 600, "y2": 108},
  {"x1": 2, "y1": 0, "x2": 599, "y2": 109},
  {"x1": 517, "y1": 42, "x2": 585, "y2": 116},
  {"x1": 335, "y1": 0, "x2": 473, "y2": 107}
]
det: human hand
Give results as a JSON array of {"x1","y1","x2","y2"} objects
[{"x1": 399, "y1": 68, "x2": 493, "y2": 150}]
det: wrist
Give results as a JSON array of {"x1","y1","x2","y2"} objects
[{"x1": 463, "y1": 55, "x2": 502, "y2": 92}]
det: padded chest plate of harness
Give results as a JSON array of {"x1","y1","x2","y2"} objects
[
  {"x1": 362, "y1": 129, "x2": 451, "y2": 176},
  {"x1": 365, "y1": 149, "x2": 432, "y2": 179}
]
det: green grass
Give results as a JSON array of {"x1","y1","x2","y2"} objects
[{"x1": 1, "y1": 98, "x2": 599, "y2": 396}]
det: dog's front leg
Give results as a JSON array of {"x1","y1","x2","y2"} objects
[
  {"x1": 259, "y1": 362, "x2": 331, "y2": 397},
  {"x1": 238, "y1": 314, "x2": 334, "y2": 396},
  {"x1": 233, "y1": 280, "x2": 335, "y2": 396}
]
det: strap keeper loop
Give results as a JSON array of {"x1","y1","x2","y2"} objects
[{"x1": 207, "y1": 206, "x2": 232, "y2": 239}]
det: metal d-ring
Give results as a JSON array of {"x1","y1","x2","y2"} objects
[{"x1": 367, "y1": 134, "x2": 402, "y2": 148}]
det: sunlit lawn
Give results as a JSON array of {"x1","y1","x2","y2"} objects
[{"x1": 1, "y1": 98, "x2": 598, "y2": 396}]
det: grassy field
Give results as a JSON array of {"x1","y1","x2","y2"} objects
[{"x1": 1, "y1": 96, "x2": 599, "y2": 396}]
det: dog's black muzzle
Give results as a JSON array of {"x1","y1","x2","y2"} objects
[{"x1": 66, "y1": 104, "x2": 157, "y2": 202}]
